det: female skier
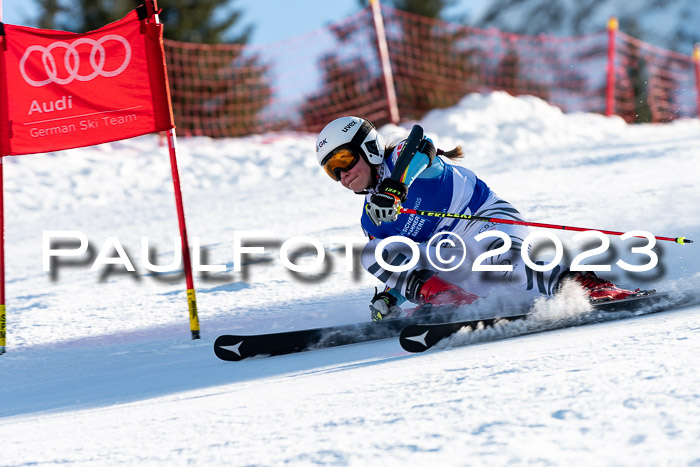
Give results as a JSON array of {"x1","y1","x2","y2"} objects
[{"x1": 315, "y1": 116, "x2": 636, "y2": 321}]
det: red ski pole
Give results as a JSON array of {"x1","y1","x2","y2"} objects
[{"x1": 399, "y1": 208, "x2": 693, "y2": 245}]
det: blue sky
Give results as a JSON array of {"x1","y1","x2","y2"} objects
[
  {"x1": 1, "y1": 0, "x2": 490, "y2": 44},
  {"x1": 236, "y1": 0, "x2": 490, "y2": 45}
]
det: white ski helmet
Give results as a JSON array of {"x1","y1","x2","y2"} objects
[{"x1": 315, "y1": 116, "x2": 385, "y2": 169}]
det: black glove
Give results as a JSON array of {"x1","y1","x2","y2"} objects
[
  {"x1": 369, "y1": 288, "x2": 404, "y2": 321},
  {"x1": 365, "y1": 179, "x2": 408, "y2": 227}
]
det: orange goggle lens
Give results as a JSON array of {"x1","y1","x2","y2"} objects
[{"x1": 323, "y1": 148, "x2": 360, "y2": 181}]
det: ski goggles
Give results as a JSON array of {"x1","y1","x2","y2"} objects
[{"x1": 322, "y1": 147, "x2": 361, "y2": 181}]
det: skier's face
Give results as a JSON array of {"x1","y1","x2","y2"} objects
[{"x1": 340, "y1": 156, "x2": 372, "y2": 192}]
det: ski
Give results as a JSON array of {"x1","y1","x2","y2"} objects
[
  {"x1": 214, "y1": 304, "x2": 460, "y2": 361},
  {"x1": 214, "y1": 291, "x2": 676, "y2": 361},
  {"x1": 399, "y1": 291, "x2": 671, "y2": 353}
]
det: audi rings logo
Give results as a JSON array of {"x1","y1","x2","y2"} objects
[{"x1": 19, "y1": 35, "x2": 132, "y2": 87}]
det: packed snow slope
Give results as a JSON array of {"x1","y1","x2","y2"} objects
[{"x1": 2, "y1": 92, "x2": 700, "y2": 465}]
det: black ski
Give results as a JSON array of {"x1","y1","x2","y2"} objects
[
  {"x1": 399, "y1": 291, "x2": 671, "y2": 353},
  {"x1": 214, "y1": 304, "x2": 459, "y2": 361}
]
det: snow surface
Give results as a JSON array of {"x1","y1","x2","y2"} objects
[{"x1": 2, "y1": 91, "x2": 700, "y2": 465}]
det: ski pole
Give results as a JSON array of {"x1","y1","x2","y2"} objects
[{"x1": 398, "y1": 208, "x2": 693, "y2": 245}]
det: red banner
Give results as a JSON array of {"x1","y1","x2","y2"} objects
[{"x1": 0, "y1": 10, "x2": 174, "y2": 156}]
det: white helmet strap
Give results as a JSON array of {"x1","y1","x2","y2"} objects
[{"x1": 349, "y1": 120, "x2": 374, "y2": 160}]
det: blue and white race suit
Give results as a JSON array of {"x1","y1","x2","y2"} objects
[{"x1": 360, "y1": 140, "x2": 563, "y2": 305}]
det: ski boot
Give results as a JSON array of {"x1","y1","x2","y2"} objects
[
  {"x1": 416, "y1": 275, "x2": 479, "y2": 306},
  {"x1": 560, "y1": 271, "x2": 642, "y2": 302},
  {"x1": 404, "y1": 270, "x2": 478, "y2": 317}
]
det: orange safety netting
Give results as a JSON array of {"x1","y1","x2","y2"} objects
[
  {"x1": 381, "y1": 8, "x2": 610, "y2": 121},
  {"x1": 615, "y1": 31, "x2": 697, "y2": 122},
  {"x1": 164, "y1": 8, "x2": 384, "y2": 137},
  {"x1": 163, "y1": 4, "x2": 698, "y2": 137}
]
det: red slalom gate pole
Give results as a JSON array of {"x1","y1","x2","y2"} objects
[
  {"x1": 694, "y1": 43, "x2": 700, "y2": 120},
  {"x1": 166, "y1": 129, "x2": 200, "y2": 339},
  {"x1": 399, "y1": 208, "x2": 694, "y2": 245},
  {"x1": 145, "y1": 0, "x2": 200, "y2": 339},
  {"x1": 369, "y1": 0, "x2": 400, "y2": 124},
  {"x1": 1, "y1": 6, "x2": 6, "y2": 354},
  {"x1": 0, "y1": 157, "x2": 5, "y2": 354},
  {"x1": 605, "y1": 17, "x2": 618, "y2": 117}
]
